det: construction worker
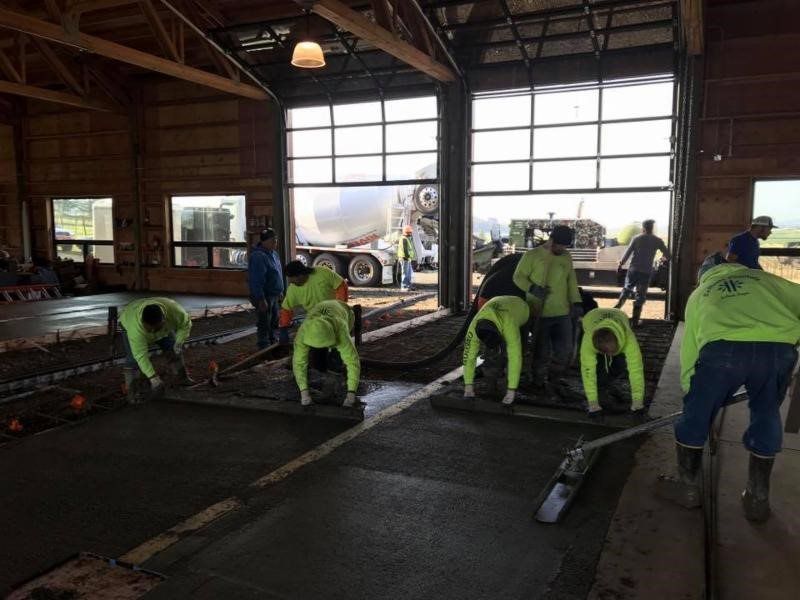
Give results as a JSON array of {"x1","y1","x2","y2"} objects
[
  {"x1": 463, "y1": 295, "x2": 530, "y2": 405},
  {"x1": 398, "y1": 225, "x2": 416, "y2": 291},
  {"x1": 293, "y1": 300, "x2": 360, "y2": 407},
  {"x1": 278, "y1": 260, "x2": 348, "y2": 344},
  {"x1": 247, "y1": 229, "x2": 284, "y2": 349},
  {"x1": 615, "y1": 219, "x2": 670, "y2": 327},
  {"x1": 579, "y1": 307, "x2": 645, "y2": 417},
  {"x1": 727, "y1": 215, "x2": 777, "y2": 269},
  {"x1": 659, "y1": 261, "x2": 799, "y2": 522},
  {"x1": 512, "y1": 225, "x2": 583, "y2": 386},
  {"x1": 119, "y1": 297, "x2": 192, "y2": 403}
]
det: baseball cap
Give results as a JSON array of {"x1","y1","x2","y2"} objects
[
  {"x1": 550, "y1": 225, "x2": 574, "y2": 246},
  {"x1": 751, "y1": 216, "x2": 778, "y2": 228},
  {"x1": 260, "y1": 228, "x2": 276, "y2": 241}
]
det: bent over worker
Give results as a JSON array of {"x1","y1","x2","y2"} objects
[
  {"x1": 293, "y1": 300, "x2": 360, "y2": 408},
  {"x1": 462, "y1": 295, "x2": 530, "y2": 406},
  {"x1": 278, "y1": 260, "x2": 348, "y2": 344},
  {"x1": 659, "y1": 262, "x2": 800, "y2": 522},
  {"x1": 579, "y1": 307, "x2": 645, "y2": 417},
  {"x1": 119, "y1": 297, "x2": 192, "y2": 403},
  {"x1": 513, "y1": 225, "x2": 583, "y2": 386}
]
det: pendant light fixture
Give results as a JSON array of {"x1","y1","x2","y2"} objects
[{"x1": 291, "y1": 6, "x2": 325, "y2": 69}]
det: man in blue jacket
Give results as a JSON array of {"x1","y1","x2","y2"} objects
[{"x1": 248, "y1": 229, "x2": 284, "y2": 348}]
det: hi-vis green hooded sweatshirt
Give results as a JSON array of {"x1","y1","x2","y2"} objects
[
  {"x1": 293, "y1": 300, "x2": 360, "y2": 393},
  {"x1": 512, "y1": 245, "x2": 581, "y2": 317},
  {"x1": 119, "y1": 297, "x2": 191, "y2": 378},
  {"x1": 580, "y1": 307, "x2": 645, "y2": 409},
  {"x1": 681, "y1": 263, "x2": 800, "y2": 392},
  {"x1": 463, "y1": 296, "x2": 530, "y2": 390}
]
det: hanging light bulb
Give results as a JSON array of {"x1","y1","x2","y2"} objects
[{"x1": 291, "y1": 9, "x2": 325, "y2": 68}]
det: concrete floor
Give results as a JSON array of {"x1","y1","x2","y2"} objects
[{"x1": 0, "y1": 292, "x2": 248, "y2": 341}]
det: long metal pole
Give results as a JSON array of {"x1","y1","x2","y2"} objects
[{"x1": 407, "y1": 0, "x2": 464, "y2": 82}]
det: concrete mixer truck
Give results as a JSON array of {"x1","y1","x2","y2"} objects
[{"x1": 293, "y1": 181, "x2": 439, "y2": 287}]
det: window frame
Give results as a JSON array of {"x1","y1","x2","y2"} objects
[
  {"x1": 751, "y1": 178, "x2": 800, "y2": 258},
  {"x1": 469, "y1": 76, "x2": 676, "y2": 196},
  {"x1": 286, "y1": 96, "x2": 440, "y2": 189},
  {"x1": 168, "y1": 193, "x2": 248, "y2": 270},
  {"x1": 51, "y1": 196, "x2": 115, "y2": 264}
]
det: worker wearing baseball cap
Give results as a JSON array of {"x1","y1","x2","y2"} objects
[
  {"x1": 293, "y1": 300, "x2": 360, "y2": 408},
  {"x1": 726, "y1": 215, "x2": 777, "y2": 270},
  {"x1": 278, "y1": 260, "x2": 348, "y2": 344},
  {"x1": 512, "y1": 225, "x2": 583, "y2": 386},
  {"x1": 398, "y1": 225, "x2": 417, "y2": 291},
  {"x1": 248, "y1": 229, "x2": 284, "y2": 349},
  {"x1": 462, "y1": 295, "x2": 531, "y2": 405},
  {"x1": 658, "y1": 261, "x2": 800, "y2": 522}
]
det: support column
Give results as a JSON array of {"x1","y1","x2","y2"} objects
[
  {"x1": 438, "y1": 82, "x2": 471, "y2": 312},
  {"x1": 271, "y1": 101, "x2": 293, "y2": 263}
]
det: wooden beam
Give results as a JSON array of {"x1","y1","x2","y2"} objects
[
  {"x1": 44, "y1": 0, "x2": 63, "y2": 22},
  {"x1": 681, "y1": 0, "x2": 703, "y2": 55},
  {"x1": 0, "y1": 47, "x2": 22, "y2": 82},
  {"x1": 30, "y1": 37, "x2": 85, "y2": 94},
  {"x1": 370, "y1": 0, "x2": 393, "y2": 33},
  {"x1": 0, "y1": 79, "x2": 117, "y2": 111},
  {"x1": 0, "y1": 7, "x2": 268, "y2": 100},
  {"x1": 189, "y1": 0, "x2": 225, "y2": 28},
  {"x1": 140, "y1": 0, "x2": 181, "y2": 62},
  {"x1": 308, "y1": 0, "x2": 455, "y2": 82}
]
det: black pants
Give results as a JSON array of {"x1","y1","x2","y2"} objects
[
  {"x1": 309, "y1": 348, "x2": 343, "y2": 373},
  {"x1": 597, "y1": 353, "x2": 627, "y2": 388}
]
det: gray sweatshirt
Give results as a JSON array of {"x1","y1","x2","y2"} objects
[{"x1": 620, "y1": 233, "x2": 670, "y2": 274}]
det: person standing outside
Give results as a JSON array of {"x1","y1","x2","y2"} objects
[
  {"x1": 119, "y1": 297, "x2": 192, "y2": 403},
  {"x1": 513, "y1": 225, "x2": 583, "y2": 387},
  {"x1": 248, "y1": 229, "x2": 284, "y2": 349},
  {"x1": 726, "y1": 215, "x2": 777, "y2": 270},
  {"x1": 658, "y1": 261, "x2": 799, "y2": 522},
  {"x1": 397, "y1": 225, "x2": 417, "y2": 292},
  {"x1": 615, "y1": 219, "x2": 670, "y2": 327}
]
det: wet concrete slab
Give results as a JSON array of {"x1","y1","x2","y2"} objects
[
  {"x1": 0, "y1": 292, "x2": 248, "y2": 341},
  {"x1": 0, "y1": 401, "x2": 348, "y2": 595},
  {"x1": 142, "y1": 399, "x2": 639, "y2": 599}
]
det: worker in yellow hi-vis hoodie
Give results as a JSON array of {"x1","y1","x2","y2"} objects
[
  {"x1": 513, "y1": 225, "x2": 582, "y2": 385},
  {"x1": 119, "y1": 297, "x2": 192, "y2": 403},
  {"x1": 659, "y1": 262, "x2": 800, "y2": 523},
  {"x1": 462, "y1": 296, "x2": 530, "y2": 405},
  {"x1": 579, "y1": 307, "x2": 645, "y2": 417},
  {"x1": 293, "y1": 300, "x2": 360, "y2": 408}
]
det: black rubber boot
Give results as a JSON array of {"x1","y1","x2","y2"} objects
[
  {"x1": 613, "y1": 296, "x2": 626, "y2": 309},
  {"x1": 657, "y1": 444, "x2": 703, "y2": 508},
  {"x1": 631, "y1": 306, "x2": 643, "y2": 328},
  {"x1": 169, "y1": 354, "x2": 195, "y2": 385},
  {"x1": 123, "y1": 368, "x2": 142, "y2": 404},
  {"x1": 741, "y1": 454, "x2": 774, "y2": 523}
]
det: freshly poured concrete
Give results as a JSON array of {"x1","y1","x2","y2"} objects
[{"x1": 0, "y1": 292, "x2": 248, "y2": 341}]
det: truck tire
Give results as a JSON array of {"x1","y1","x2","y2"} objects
[
  {"x1": 348, "y1": 255, "x2": 382, "y2": 287},
  {"x1": 295, "y1": 252, "x2": 311, "y2": 267},
  {"x1": 412, "y1": 184, "x2": 439, "y2": 216},
  {"x1": 312, "y1": 253, "x2": 345, "y2": 276}
]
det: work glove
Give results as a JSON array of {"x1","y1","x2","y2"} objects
[
  {"x1": 257, "y1": 298, "x2": 268, "y2": 313},
  {"x1": 149, "y1": 375, "x2": 164, "y2": 390},
  {"x1": 343, "y1": 392, "x2": 357, "y2": 407},
  {"x1": 501, "y1": 389, "x2": 516, "y2": 406},
  {"x1": 587, "y1": 404, "x2": 602, "y2": 419},
  {"x1": 300, "y1": 389, "x2": 312, "y2": 406},
  {"x1": 173, "y1": 342, "x2": 183, "y2": 356},
  {"x1": 278, "y1": 328, "x2": 290, "y2": 345},
  {"x1": 528, "y1": 283, "x2": 549, "y2": 300},
  {"x1": 570, "y1": 303, "x2": 584, "y2": 319},
  {"x1": 463, "y1": 384, "x2": 475, "y2": 398}
]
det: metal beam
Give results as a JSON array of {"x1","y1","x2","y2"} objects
[
  {"x1": 0, "y1": 6, "x2": 269, "y2": 100},
  {"x1": 306, "y1": 0, "x2": 455, "y2": 82},
  {"x1": 0, "y1": 79, "x2": 117, "y2": 111}
]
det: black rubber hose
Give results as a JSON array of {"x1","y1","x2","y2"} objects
[{"x1": 361, "y1": 253, "x2": 523, "y2": 369}]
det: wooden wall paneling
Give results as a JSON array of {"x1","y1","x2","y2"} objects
[{"x1": 0, "y1": 124, "x2": 21, "y2": 257}]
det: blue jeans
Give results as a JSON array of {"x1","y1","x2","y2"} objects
[
  {"x1": 400, "y1": 259, "x2": 413, "y2": 289},
  {"x1": 675, "y1": 341, "x2": 797, "y2": 457},
  {"x1": 619, "y1": 270, "x2": 651, "y2": 308},
  {"x1": 121, "y1": 328, "x2": 175, "y2": 371},
  {"x1": 251, "y1": 295, "x2": 280, "y2": 348},
  {"x1": 534, "y1": 315, "x2": 573, "y2": 377}
]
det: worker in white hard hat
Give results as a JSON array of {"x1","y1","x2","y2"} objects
[
  {"x1": 398, "y1": 225, "x2": 417, "y2": 292},
  {"x1": 293, "y1": 299, "x2": 360, "y2": 408}
]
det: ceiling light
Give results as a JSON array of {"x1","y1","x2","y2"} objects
[{"x1": 291, "y1": 8, "x2": 325, "y2": 69}]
